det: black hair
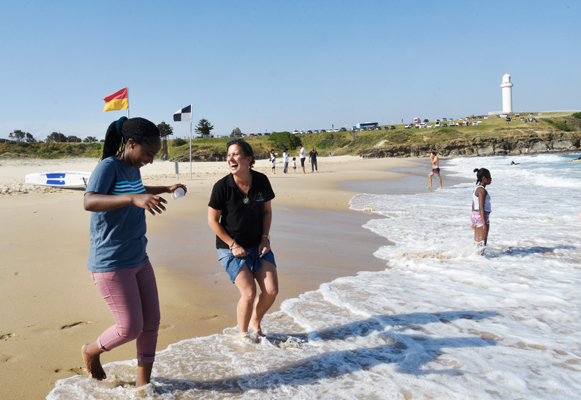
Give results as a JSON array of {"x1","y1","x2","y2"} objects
[
  {"x1": 473, "y1": 168, "x2": 491, "y2": 184},
  {"x1": 431, "y1": 151, "x2": 436, "y2": 155},
  {"x1": 101, "y1": 117, "x2": 160, "y2": 160},
  {"x1": 227, "y1": 139, "x2": 255, "y2": 168}
]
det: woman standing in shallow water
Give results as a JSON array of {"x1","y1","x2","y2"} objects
[
  {"x1": 471, "y1": 168, "x2": 492, "y2": 253},
  {"x1": 82, "y1": 117, "x2": 186, "y2": 386},
  {"x1": 208, "y1": 139, "x2": 278, "y2": 340}
]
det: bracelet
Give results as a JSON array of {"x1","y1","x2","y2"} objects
[
  {"x1": 262, "y1": 234, "x2": 270, "y2": 239},
  {"x1": 230, "y1": 239, "x2": 236, "y2": 249}
]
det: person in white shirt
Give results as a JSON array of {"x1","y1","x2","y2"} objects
[
  {"x1": 298, "y1": 145, "x2": 306, "y2": 174},
  {"x1": 282, "y1": 150, "x2": 289, "y2": 174}
]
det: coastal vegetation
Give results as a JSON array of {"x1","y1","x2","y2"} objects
[{"x1": 1, "y1": 112, "x2": 579, "y2": 160}]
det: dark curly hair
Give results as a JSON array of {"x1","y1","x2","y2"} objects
[{"x1": 473, "y1": 168, "x2": 491, "y2": 184}]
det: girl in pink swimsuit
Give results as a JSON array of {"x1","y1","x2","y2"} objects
[{"x1": 471, "y1": 168, "x2": 492, "y2": 252}]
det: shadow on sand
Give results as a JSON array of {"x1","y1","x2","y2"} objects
[{"x1": 153, "y1": 310, "x2": 499, "y2": 394}]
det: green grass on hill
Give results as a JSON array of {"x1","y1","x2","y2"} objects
[{"x1": 1, "y1": 112, "x2": 579, "y2": 160}]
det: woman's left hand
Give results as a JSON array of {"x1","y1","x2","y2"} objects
[
  {"x1": 168, "y1": 184, "x2": 187, "y2": 194},
  {"x1": 259, "y1": 237, "x2": 271, "y2": 255}
]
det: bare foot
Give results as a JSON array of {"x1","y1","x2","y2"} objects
[
  {"x1": 82, "y1": 344, "x2": 106, "y2": 381},
  {"x1": 427, "y1": 186, "x2": 432, "y2": 188},
  {"x1": 249, "y1": 325, "x2": 265, "y2": 337}
]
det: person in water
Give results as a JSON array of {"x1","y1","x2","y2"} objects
[
  {"x1": 208, "y1": 139, "x2": 278, "y2": 341},
  {"x1": 471, "y1": 168, "x2": 492, "y2": 254},
  {"x1": 427, "y1": 152, "x2": 442, "y2": 189},
  {"x1": 82, "y1": 117, "x2": 186, "y2": 386}
]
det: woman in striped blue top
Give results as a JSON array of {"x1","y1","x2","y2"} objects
[{"x1": 82, "y1": 117, "x2": 186, "y2": 387}]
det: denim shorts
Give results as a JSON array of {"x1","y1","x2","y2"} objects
[{"x1": 217, "y1": 246, "x2": 276, "y2": 284}]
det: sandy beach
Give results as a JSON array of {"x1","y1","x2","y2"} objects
[{"x1": 0, "y1": 155, "x2": 425, "y2": 399}]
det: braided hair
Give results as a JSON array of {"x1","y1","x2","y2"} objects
[
  {"x1": 101, "y1": 117, "x2": 160, "y2": 160},
  {"x1": 473, "y1": 168, "x2": 491, "y2": 184}
]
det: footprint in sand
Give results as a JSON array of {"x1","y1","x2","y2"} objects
[
  {"x1": 60, "y1": 321, "x2": 89, "y2": 330},
  {"x1": 55, "y1": 367, "x2": 84, "y2": 375},
  {"x1": 0, "y1": 333, "x2": 14, "y2": 341}
]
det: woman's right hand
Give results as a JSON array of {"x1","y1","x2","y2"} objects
[
  {"x1": 232, "y1": 243, "x2": 246, "y2": 258},
  {"x1": 132, "y1": 194, "x2": 167, "y2": 215}
]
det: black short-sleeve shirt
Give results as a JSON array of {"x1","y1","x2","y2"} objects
[{"x1": 208, "y1": 170, "x2": 275, "y2": 249}]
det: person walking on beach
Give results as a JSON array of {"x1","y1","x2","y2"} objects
[
  {"x1": 82, "y1": 117, "x2": 187, "y2": 387},
  {"x1": 282, "y1": 149, "x2": 289, "y2": 174},
  {"x1": 427, "y1": 151, "x2": 442, "y2": 188},
  {"x1": 208, "y1": 139, "x2": 278, "y2": 341},
  {"x1": 309, "y1": 147, "x2": 318, "y2": 173},
  {"x1": 298, "y1": 145, "x2": 306, "y2": 174},
  {"x1": 292, "y1": 157, "x2": 297, "y2": 173},
  {"x1": 269, "y1": 149, "x2": 276, "y2": 174},
  {"x1": 471, "y1": 168, "x2": 492, "y2": 254}
]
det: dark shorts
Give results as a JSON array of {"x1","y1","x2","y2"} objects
[
  {"x1": 429, "y1": 168, "x2": 441, "y2": 178},
  {"x1": 217, "y1": 246, "x2": 276, "y2": 284},
  {"x1": 300, "y1": 158, "x2": 305, "y2": 167}
]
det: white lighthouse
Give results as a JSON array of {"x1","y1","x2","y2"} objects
[{"x1": 501, "y1": 73, "x2": 513, "y2": 113}]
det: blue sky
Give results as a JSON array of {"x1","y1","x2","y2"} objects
[{"x1": 0, "y1": 0, "x2": 579, "y2": 140}]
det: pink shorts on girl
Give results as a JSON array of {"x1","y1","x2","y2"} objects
[{"x1": 471, "y1": 211, "x2": 490, "y2": 228}]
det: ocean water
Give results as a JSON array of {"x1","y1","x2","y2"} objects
[{"x1": 48, "y1": 154, "x2": 581, "y2": 400}]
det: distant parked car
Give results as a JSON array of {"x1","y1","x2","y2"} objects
[
  {"x1": 300, "y1": 130, "x2": 305, "y2": 134},
  {"x1": 506, "y1": 117, "x2": 512, "y2": 122},
  {"x1": 339, "y1": 127, "x2": 347, "y2": 132},
  {"x1": 320, "y1": 129, "x2": 326, "y2": 133},
  {"x1": 249, "y1": 134, "x2": 255, "y2": 137},
  {"x1": 427, "y1": 124, "x2": 433, "y2": 128},
  {"x1": 515, "y1": 113, "x2": 520, "y2": 117},
  {"x1": 442, "y1": 118, "x2": 447, "y2": 121},
  {"x1": 314, "y1": 130, "x2": 319, "y2": 133},
  {"x1": 404, "y1": 124, "x2": 412, "y2": 129},
  {"x1": 529, "y1": 113, "x2": 535, "y2": 116},
  {"x1": 435, "y1": 122, "x2": 441, "y2": 127},
  {"x1": 292, "y1": 130, "x2": 299, "y2": 135},
  {"x1": 423, "y1": 119, "x2": 429, "y2": 123},
  {"x1": 391, "y1": 126, "x2": 396, "y2": 129},
  {"x1": 449, "y1": 121, "x2": 455, "y2": 126},
  {"x1": 457, "y1": 122, "x2": 464, "y2": 126},
  {"x1": 307, "y1": 130, "x2": 312, "y2": 134},
  {"x1": 256, "y1": 133, "x2": 263, "y2": 136},
  {"x1": 442, "y1": 123, "x2": 447, "y2": 127},
  {"x1": 264, "y1": 132, "x2": 270, "y2": 136},
  {"x1": 519, "y1": 117, "x2": 525, "y2": 121}
]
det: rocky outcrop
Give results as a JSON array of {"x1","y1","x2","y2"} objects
[{"x1": 359, "y1": 131, "x2": 581, "y2": 158}]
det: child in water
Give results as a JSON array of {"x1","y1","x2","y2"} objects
[
  {"x1": 471, "y1": 168, "x2": 492, "y2": 254},
  {"x1": 82, "y1": 117, "x2": 186, "y2": 387}
]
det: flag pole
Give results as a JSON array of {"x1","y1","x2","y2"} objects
[
  {"x1": 127, "y1": 88, "x2": 130, "y2": 118},
  {"x1": 189, "y1": 105, "x2": 192, "y2": 180}
]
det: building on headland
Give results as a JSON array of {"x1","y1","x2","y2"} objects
[{"x1": 501, "y1": 73, "x2": 513, "y2": 113}]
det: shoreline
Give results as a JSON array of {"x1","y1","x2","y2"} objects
[{"x1": 1, "y1": 155, "x2": 439, "y2": 399}]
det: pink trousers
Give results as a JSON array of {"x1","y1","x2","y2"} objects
[{"x1": 91, "y1": 260, "x2": 160, "y2": 363}]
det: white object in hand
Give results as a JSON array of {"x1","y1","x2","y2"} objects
[{"x1": 171, "y1": 187, "x2": 185, "y2": 200}]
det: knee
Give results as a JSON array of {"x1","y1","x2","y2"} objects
[
  {"x1": 119, "y1": 320, "x2": 144, "y2": 341},
  {"x1": 240, "y1": 287, "x2": 257, "y2": 303},
  {"x1": 264, "y1": 285, "x2": 279, "y2": 299}
]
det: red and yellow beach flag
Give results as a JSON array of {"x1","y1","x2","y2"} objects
[{"x1": 102, "y1": 88, "x2": 128, "y2": 112}]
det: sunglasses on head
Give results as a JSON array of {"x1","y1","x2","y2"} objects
[{"x1": 227, "y1": 138, "x2": 244, "y2": 147}]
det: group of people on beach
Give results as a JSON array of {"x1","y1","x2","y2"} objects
[
  {"x1": 81, "y1": 116, "x2": 496, "y2": 388},
  {"x1": 270, "y1": 145, "x2": 318, "y2": 174},
  {"x1": 82, "y1": 117, "x2": 278, "y2": 387}
]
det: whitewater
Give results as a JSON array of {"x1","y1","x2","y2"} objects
[{"x1": 48, "y1": 154, "x2": 581, "y2": 399}]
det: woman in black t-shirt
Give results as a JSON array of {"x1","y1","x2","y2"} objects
[{"x1": 208, "y1": 139, "x2": 278, "y2": 341}]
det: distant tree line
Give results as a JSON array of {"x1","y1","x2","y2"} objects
[{"x1": 6, "y1": 129, "x2": 100, "y2": 143}]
